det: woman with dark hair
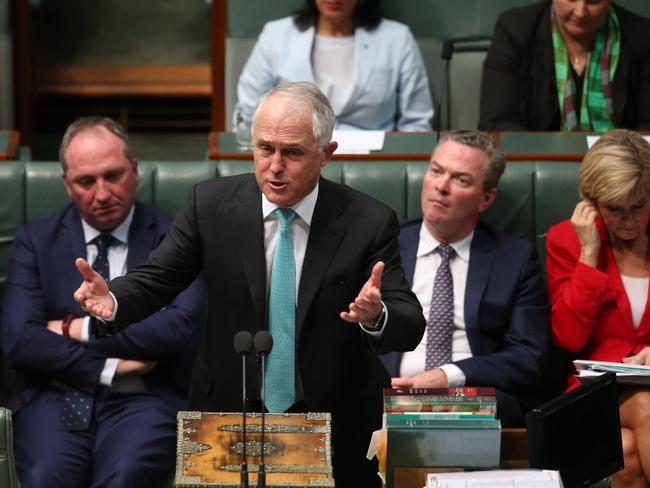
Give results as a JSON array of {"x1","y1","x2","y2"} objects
[
  {"x1": 234, "y1": 0, "x2": 433, "y2": 131},
  {"x1": 479, "y1": 0, "x2": 650, "y2": 132}
]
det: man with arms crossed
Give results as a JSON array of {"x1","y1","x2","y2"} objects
[
  {"x1": 1, "y1": 116, "x2": 206, "y2": 487},
  {"x1": 73, "y1": 83, "x2": 424, "y2": 487},
  {"x1": 382, "y1": 130, "x2": 549, "y2": 427}
]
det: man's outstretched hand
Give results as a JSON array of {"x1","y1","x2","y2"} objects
[
  {"x1": 73, "y1": 258, "x2": 115, "y2": 320},
  {"x1": 340, "y1": 261, "x2": 384, "y2": 326}
]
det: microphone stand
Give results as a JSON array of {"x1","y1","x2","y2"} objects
[
  {"x1": 258, "y1": 352, "x2": 267, "y2": 488},
  {"x1": 240, "y1": 351, "x2": 249, "y2": 488},
  {"x1": 437, "y1": 40, "x2": 454, "y2": 142},
  {"x1": 233, "y1": 331, "x2": 253, "y2": 488},
  {"x1": 253, "y1": 331, "x2": 273, "y2": 488}
]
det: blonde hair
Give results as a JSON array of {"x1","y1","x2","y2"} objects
[{"x1": 579, "y1": 129, "x2": 650, "y2": 205}]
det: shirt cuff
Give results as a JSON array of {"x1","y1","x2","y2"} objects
[
  {"x1": 439, "y1": 363, "x2": 466, "y2": 387},
  {"x1": 100, "y1": 358, "x2": 119, "y2": 386},
  {"x1": 81, "y1": 316, "x2": 91, "y2": 343},
  {"x1": 359, "y1": 301, "x2": 388, "y2": 337},
  {"x1": 107, "y1": 292, "x2": 118, "y2": 321}
]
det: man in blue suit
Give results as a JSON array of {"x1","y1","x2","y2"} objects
[
  {"x1": 0, "y1": 116, "x2": 206, "y2": 487},
  {"x1": 382, "y1": 130, "x2": 549, "y2": 427}
]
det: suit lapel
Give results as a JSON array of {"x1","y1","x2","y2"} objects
[
  {"x1": 296, "y1": 179, "x2": 347, "y2": 331},
  {"x1": 126, "y1": 202, "x2": 156, "y2": 271},
  {"x1": 60, "y1": 205, "x2": 89, "y2": 311},
  {"x1": 400, "y1": 221, "x2": 421, "y2": 288},
  {"x1": 464, "y1": 225, "x2": 495, "y2": 356},
  {"x1": 230, "y1": 179, "x2": 267, "y2": 326}
]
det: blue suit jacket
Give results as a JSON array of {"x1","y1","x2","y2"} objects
[
  {"x1": 0, "y1": 201, "x2": 206, "y2": 413},
  {"x1": 382, "y1": 219, "x2": 550, "y2": 422}
]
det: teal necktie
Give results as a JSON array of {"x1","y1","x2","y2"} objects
[{"x1": 266, "y1": 208, "x2": 297, "y2": 412}]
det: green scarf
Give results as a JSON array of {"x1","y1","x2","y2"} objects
[{"x1": 552, "y1": 7, "x2": 620, "y2": 131}]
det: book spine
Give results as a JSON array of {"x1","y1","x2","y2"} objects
[
  {"x1": 384, "y1": 387, "x2": 496, "y2": 397},
  {"x1": 384, "y1": 395, "x2": 497, "y2": 405},
  {"x1": 385, "y1": 401, "x2": 497, "y2": 413},
  {"x1": 387, "y1": 418, "x2": 501, "y2": 429},
  {"x1": 385, "y1": 414, "x2": 495, "y2": 427}
]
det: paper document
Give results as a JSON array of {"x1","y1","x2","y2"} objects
[
  {"x1": 332, "y1": 130, "x2": 385, "y2": 154},
  {"x1": 426, "y1": 469, "x2": 563, "y2": 488},
  {"x1": 574, "y1": 359, "x2": 650, "y2": 386},
  {"x1": 587, "y1": 135, "x2": 650, "y2": 148}
]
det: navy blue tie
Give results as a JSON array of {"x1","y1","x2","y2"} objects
[
  {"x1": 61, "y1": 234, "x2": 115, "y2": 431},
  {"x1": 91, "y1": 234, "x2": 116, "y2": 281}
]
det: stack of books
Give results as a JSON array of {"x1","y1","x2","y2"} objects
[{"x1": 384, "y1": 387, "x2": 501, "y2": 488}]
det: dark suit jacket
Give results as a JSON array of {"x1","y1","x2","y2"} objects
[
  {"x1": 104, "y1": 175, "x2": 425, "y2": 484},
  {"x1": 479, "y1": 0, "x2": 650, "y2": 131},
  {"x1": 382, "y1": 220, "x2": 550, "y2": 426},
  {"x1": 0, "y1": 201, "x2": 206, "y2": 413}
]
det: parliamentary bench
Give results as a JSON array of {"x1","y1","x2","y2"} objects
[{"x1": 0, "y1": 159, "x2": 582, "y2": 487}]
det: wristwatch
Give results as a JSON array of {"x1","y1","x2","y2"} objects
[{"x1": 61, "y1": 314, "x2": 75, "y2": 337}]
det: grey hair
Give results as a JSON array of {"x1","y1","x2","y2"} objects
[
  {"x1": 251, "y1": 82, "x2": 336, "y2": 147},
  {"x1": 59, "y1": 116, "x2": 134, "y2": 172},
  {"x1": 437, "y1": 129, "x2": 505, "y2": 191}
]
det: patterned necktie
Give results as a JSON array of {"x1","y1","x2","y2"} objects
[
  {"x1": 91, "y1": 234, "x2": 116, "y2": 281},
  {"x1": 62, "y1": 234, "x2": 115, "y2": 431},
  {"x1": 266, "y1": 208, "x2": 297, "y2": 413},
  {"x1": 425, "y1": 243, "x2": 456, "y2": 371}
]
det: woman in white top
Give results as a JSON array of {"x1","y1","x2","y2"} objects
[
  {"x1": 547, "y1": 129, "x2": 650, "y2": 487},
  {"x1": 234, "y1": 0, "x2": 433, "y2": 131}
]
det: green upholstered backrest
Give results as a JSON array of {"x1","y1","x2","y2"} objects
[
  {"x1": 533, "y1": 161, "x2": 581, "y2": 268},
  {"x1": 616, "y1": 0, "x2": 650, "y2": 18},
  {"x1": 0, "y1": 407, "x2": 18, "y2": 488},
  {"x1": 216, "y1": 160, "x2": 537, "y2": 240},
  {"x1": 226, "y1": 0, "x2": 535, "y2": 39},
  {"x1": 0, "y1": 163, "x2": 23, "y2": 303}
]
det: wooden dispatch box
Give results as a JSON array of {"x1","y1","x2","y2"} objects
[{"x1": 176, "y1": 411, "x2": 335, "y2": 487}]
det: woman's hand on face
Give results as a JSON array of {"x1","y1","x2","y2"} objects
[
  {"x1": 571, "y1": 200, "x2": 601, "y2": 267},
  {"x1": 622, "y1": 347, "x2": 650, "y2": 366}
]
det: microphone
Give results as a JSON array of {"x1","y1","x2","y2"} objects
[
  {"x1": 233, "y1": 331, "x2": 254, "y2": 488},
  {"x1": 436, "y1": 39, "x2": 455, "y2": 142},
  {"x1": 253, "y1": 331, "x2": 273, "y2": 488}
]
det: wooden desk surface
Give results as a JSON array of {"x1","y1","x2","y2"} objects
[
  {"x1": 0, "y1": 131, "x2": 20, "y2": 161},
  {"x1": 209, "y1": 131, "x2": 595, "y2": 162},
  {"x1": 391, "y1": 428, "x2": 528, "y2": 488}
]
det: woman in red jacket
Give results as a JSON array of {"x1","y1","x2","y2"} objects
[{"x1": 547, "y1": 129, "x2": 650, "y2": 487}]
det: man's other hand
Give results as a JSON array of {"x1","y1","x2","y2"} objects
[
  {"x1": 73, "y1": 258, "x2": 115, "y2": 320},
  {"x1": 340, "y1": 261, "x2": 384, "y2": 326},
  {"x1": 391, "y1": 368, "x2": 449, "y2": 389}
]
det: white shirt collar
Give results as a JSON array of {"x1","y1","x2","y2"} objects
[
  {"x1": 261, "y1": 183, "x2": 319, "y2": 225},
  {"x1": 81, "y1": 205, "x2": 134, "y2": 245},
  {"x1": 416, "y1": 222, "x2": 473, "y2": 263}
]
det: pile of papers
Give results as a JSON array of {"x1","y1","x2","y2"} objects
[
  {"x1": 574, "y1": 359, "x2": 650, "y2": 385},
  {"x1": 426, "y1": 470, "x2": 563, "y2": 488}
]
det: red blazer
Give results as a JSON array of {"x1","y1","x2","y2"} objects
[{"x1": 546, "y1": 219, "x2": 650, "y2": 390}]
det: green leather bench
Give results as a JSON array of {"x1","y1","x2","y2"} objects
[
  {"x1": 0, "y1": 159, "x2": 581, "y2": 308},
  {"x1": 0, "y1": 159, "x2": 581, "y2": 486}
]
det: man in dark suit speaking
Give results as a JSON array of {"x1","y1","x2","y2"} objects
[{"x1": 73, "y1": 82, "x2": 425, "y2": 486}]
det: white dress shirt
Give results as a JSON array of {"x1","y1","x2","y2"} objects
[
  {"x1": 399, "y1": 223, "x2": 474, "y2": 386},
  {"x1": 80, "y1": 207, "x2": 133, "y2": 385}
]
